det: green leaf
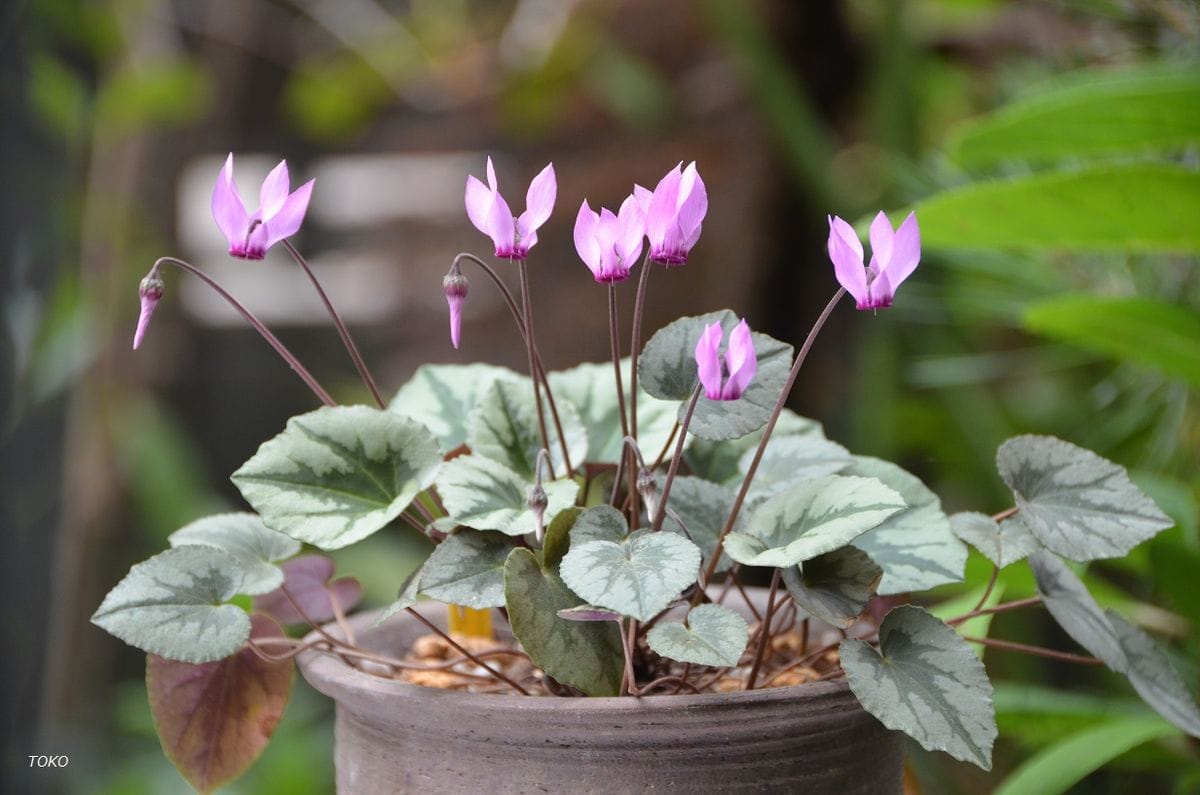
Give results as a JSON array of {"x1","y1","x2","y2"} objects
[
  {"x1": 467, "y1": 379, "x2": 588, "y2": 479},
  {"x1": 993, "y1": 717, "x2": 1179, "y2": 795},
  {"x1": 916, "y1": 165, "x2": 1200, "y2": 253},
  {"x1": 646, "y1": 604, "x2": 749, "y2": 667},
  {"x1": 541, "y1": 507, "x2": 581, "y2": 571},
  {"x1": 547, "y1": 360, "x2": 679, "y2": 464},
  {"x1": 1107, "y1": 611, "x2": 1200, "y2": 738},
  {"x1": 147, "y1": 615, "x2": 293, "y2": 795},
  {"x1": 659, "y1": 475, "x2": 739, "y2": 573},
  {"x1": 726, "y1": 475, "x2": 905, "y2": 568},
  {"x1": 388, "y1": 363, "x2": 521, "y2": 452},
  {"x1": 1023, "y1": 296, "x2": 1200, "y2": 389},
  {"x1": 781, "y1": 546, "x2": 882, "y2": 628},
  {"x1": 415, "y1": 530, "x2": 515, "y2": 610},
  {"x1": 639, "y1": 310, "x2": 795, "y2": 441},
  {"x1": 738, "y1": 434, "x2": 851, "y2": 505},
  {"x1": 168, "y1": 513, "x2": 300, "y2": 595},
  {"x1": 950, "y1": 511, "x2": 1041, "y2": 569},
  {"x1": 504, "y1": 549, "x2": 624, "y2": 696},
  {"x1": 231, "y1": 406, "x2": 442, "y2": 550},
  {"x1": 559, "y1": 532, "x2": 702, "y2": 621},
  {"x1": 568, "y1": 505, "x2": 631, "y2": 546},
  {"x1": 684, "y1": 409, "x2": 824, "y2": 484},
  {"x1": 998, "y1": 435, "x2": 1173, "y2": 561},
  {"x1": 946, "y1": 66, "x2": 1200, "y2": 169},
  {"x1": 92, "y1": 546, "x2": 251, "y2": 664},
  {"x1": 841, "y1": 605, "x2": 997, "y2": 770},
  {"x1": 436, "y1": 455, "x2": 579, "y2": 536},
  {"x1": 847, "y1": 457, "x2": 967, "y2": 594}
]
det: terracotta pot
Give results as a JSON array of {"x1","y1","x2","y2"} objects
[{"x1": 298, "y1": 600, "x2": 903, "y2": 794}]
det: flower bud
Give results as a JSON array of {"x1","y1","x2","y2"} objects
[
  {"x1": 527, "y1": 482, "x2": 548, "y2": 543},
  {"x1": 133, "y1": 273, "x2": 165, "y2": 350},
  {"x1": 443, "y1": 262, "x2": 469, "y2": 349}
]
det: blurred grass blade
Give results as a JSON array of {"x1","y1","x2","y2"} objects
[
  {"x1": 915, "y1": 165, "x2": 1200, "y2": 253},
  {"x1": 993, "y1": 717, "x2": 1178, "y2": 795},
  {"x1": 1023, "y1": 296, "x2": 1200, "y2": 388}
]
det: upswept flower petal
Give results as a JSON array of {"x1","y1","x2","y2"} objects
[
  {"x1": 465, "y1": 157, "x2": 555, "y2": 260},
  {"x1": 464, "y1": 175, "x2": 494, "y2": 236},
  {"x1": 827, "y1": 211, "x2": 921, "y2": 310},
  {"x1": 721, "y1": 319, "x2": 757, "y2": 400},
  {"x1": 262, "y1": 179, "x2": 315, "y2": 250},
  {"x1": 614, "y1": 194, "x2": 645, "y2": 266},
  {"x1": 259, "y1": 161, "x2": 292, "y2": 221},
  {"x1": 695, "y1": 322, "x2": 724, "y2": 400},
  {"x1": 574, "y1": 201, "x2": 603, "y2": 279},
  {"x1": 882, "y1": 212, "x2": 921, "y2": 289},
  {"x1": 211, "y1": 154, "x2": 250, "y2": 251},
  {"x1": 486, "y1": 192, "x2": 516, "y2": 257},
  {"x1": 644, "y1": 162, "x2": 707, "y2": 265},
  {"x1": 675, "y1": 162, "x2": 707, "y2": 242},
  {"x1": 212, "y1": 153, "x2": 313, "y2": 259},
  {"x1": 520, "y1": 163, "x2": 557, "y2": 234},
  {"x1": 868, "y1": 211, "x2": 894, "y2": 275},
  {"x1": 827, "y1": 215, "x2": 869, "y2": 307}
]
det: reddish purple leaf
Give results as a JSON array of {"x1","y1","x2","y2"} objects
[
  {"x1": 253, "y1": 553, "x2": 362, "y2": 626},
  {"x1": 147, "y1": 614, "x2": 293, "y2": 794}
]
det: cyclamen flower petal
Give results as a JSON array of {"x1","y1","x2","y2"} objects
[
  {"x1": 211, "y1": 153, "x2": 314, "y2": 260},
  {"x1": 465, "y1": 157, "x2": 555, "y2": 260},
  {"x1": 827, "y1": 211, "x2": 921, "y2": 310},
  {"x1": 573, "y1": 193, "x2": 645, "y2": 283},
  {"x1": 643, "y1": 161, "x2": 708, "y2": 265},
  {"x1": 694, "y1": 319, "x2": 758, "y2": 401},
  {"x1": 132, "y1": 274, "x2": 165, "y2": 350}
]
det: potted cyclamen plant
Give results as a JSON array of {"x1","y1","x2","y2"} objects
[{"x1": 95, "y1": 154, "x2": 1200, "y2": 794}]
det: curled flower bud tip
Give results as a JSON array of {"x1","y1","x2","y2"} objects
[
  {"x1": 443, "y1": 263, "x2": 469, "y2": 349},
  {"x1": 133, "y1": 274, "x2": 165, "y2": 350}
]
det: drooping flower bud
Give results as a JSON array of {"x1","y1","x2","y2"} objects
[
  {"x1": 443, "y1": 261, "x2": 469, "y2": 349},
  {"x1": 133, "y1": 273, "x2": 165, "y2": 350},
  {"x1": 527, "y1": 481, "x2": 548, "y2": 543}
]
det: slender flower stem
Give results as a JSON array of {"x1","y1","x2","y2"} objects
[
  {"x1": 992, "y1": 506, "x2": 1019, "y2": 522},
  {"x1": 650, "y1": 385, "x2": 702, "y2": 533},
  {"x1": 651, "y1": 422, "x2": 680, "y2": 470},
  {"x1": 744, "y1": 568, "x2": 782, "y2": 690},
  {"x1": 516, "y1": 260, "x2": 553, "y2": 475},
  {"x1": 628, "y1": 251, "x2": 653, "y2": 442},
  {"x1": 947, "y1": 596, "x2": 1041, "y2": 627},
  {"x1": 619, "y1": 618, "x2": 637, "y2": 696},
  {"x1": 962, "y1": 635, "x2": 1103, "y2": 666},
  {"x1": 149, "y1": 257, "x2": 335, "y2": 406},
  {"x1": 695, "y1": 288, "x2": 846, "y2": 603},
  {"x1": 608, "y1": 282, "x2": 639, "y2": 528},
  {"x1": 282, "y1": 240, "x2": 385, "y2": 408},
  {"x1": 972, "y1": 565, "x2": 1001, "y2": 613},
  {"x1": 405, "y1": 608, "x2": 530, "y2": 695}
]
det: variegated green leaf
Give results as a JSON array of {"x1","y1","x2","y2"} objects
[
  {"x1": 416, "y1": 530, "x2": 515, "y2": 609},
  {"x1": 559, "y1": 532, "x2": 702, "y2": 621},
  {"x1": 568, "y1": 505, "x2": 630, "y2": 547},
  {"x1": 231, "y1": 406, "x2": 442, "y2": 550},
  {"x1": 435, "y1": 454, "x2": 579, "y2": 536},
  {"x1": 998, "y1": 435, "x2": 1172, "y2": 561},
  {"x1": 684, "y1": 409, "x2": 824, "y2": 485},
  {"x1": 388, "y1": 363, "x2": 521, "y2": 452},
  {"x1": 646, "y1": 604, "x2": 749, "y2": 667},
  {"x1": 841, "y1": 605, "x2": 997, "y2": 769},
  {"x1": 659, "y1": 475, "x2": 739, "y2": 572},
  {"x1": 1107, "y1": 611, "x2": 1200, "y2": 738},
  {"x1": 950, "y1": 511, "x2": 1041, "y2": 569},
  {"x1": 848, "y1": 457, "x2": 967, "y2": 594},
  {"x1": 739, "y1": 434, "x2": 852, "y2": 505},
  {"x1": 467, "y1": 379, "x2": 587, "y2": 480},
  {"x1": 92, "y1": 546, "x2": 250, "y2": 663},
  {"x1": 781, "y1": 546, "x2": 882, "y2": 628},
  {"x1": 725, "y1": 475, "x2": 904, "y2": 568},
  {"x1": 168, "y1": 512, "x2": 299, "y2": 595}
]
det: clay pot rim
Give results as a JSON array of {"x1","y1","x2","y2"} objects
[{"x1": 298, "y1": 604, "x2": 852, "y2": 713}]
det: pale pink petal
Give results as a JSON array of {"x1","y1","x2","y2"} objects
[
  {"x1": 443, "y1": 265, "x2": 468, "y2": 349},
  {"x1": 486, "y1": 191, "x2": 516, "y2": 256},
  {"x1": 868, "y1": 211, "x2": 895, "y2": 272},
  {"x1": 615, "y1": 194, "x2": 645, "y2": 263},
  {"x1": 868, "y1": 267, "x2": 894, "y2": 308},
  {"x1": 211, "y1": 153, "x2": 249, "y2": 249},
  {"x1": 485, "y1": 156, "x2": 499, "y2": 191},
  {"x1": 828, "y1": 215, "x2": 868, "y2": 305},
  {"x1": 633, "y1": 184, "x2": 653, "y2": 216},
  {"x1": 132, "y1": 277, "x2": 164, "y2": 350},
  {"x1": 646, "y1": 164, "x2": 682, "y2": 244},
  {"x1": 829, "y1": 214, "x2": 864, "y2": 261},
  {"x1": 721, "y1": 319, "x2": 757, "y2": 400},
  {"x1": 447, "y1": 294, "x2": 464, "y2": 348},
  {"x1": 465, "y1": 175, "x2": 494, "y2": 235},
  {"x1": 675, "y1": 163, "x2": 708, "y2": 243},
  {"x1": 574, "y1": 200, "x2": 602, "y2": 277},
  {"x1": 882, "y1": 212, "x2": 921, "y2": 289},
  {"x1": 694, "y1": 322, "x2": 724, "y2": 400},
  {"x1": 262, "y1": 179, "x2": 314, "y2": 249},
  {"x1": 259, "y1": 160, "x2": 291, "y2": 221},
  {"x1": 521, "y1": 162, "x2": 556, "y2": 232}
]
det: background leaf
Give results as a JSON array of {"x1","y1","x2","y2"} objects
[
  {"x1": 781, "y1": 546, "x2": 881, "y2": 628},
  {"x1": 388, "y1": 363, "x2": 521, "y2": 452},
  {"x1": 646, "y1": 603, "x2": 748, "y2": 667},
  {"x1": 950, "y1": 511, "x2": 1041, "y2": 569},
  {"x1": 659, "y1": 475, "x2": 739, "y2": 573},
  {"x1": 435, "y1": 454, "x2": 579, "y2": 535},
  {"x1": 415, "y1": 530, "x2": 515, "y2": 609},
  {"x1": 168, "y1": 513, "x2": 299, "y2": 595},
  {"x1": 559, "y1": 532, "x2": 701, "y2": 621},
  {"x1": 467, "y1": 379, "x2": 587, "y2": 479}
]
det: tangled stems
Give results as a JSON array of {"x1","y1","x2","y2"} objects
[{"x1": 146, "y1": 257, "x2": 336, "y2": 407}]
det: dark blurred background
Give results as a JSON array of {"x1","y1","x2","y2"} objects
[{"x1": 2, "y1": 1, "x2": 1198, "y2": 792}]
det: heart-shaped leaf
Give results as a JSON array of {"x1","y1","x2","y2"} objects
[
  {"x1": 998, "y1": 435, "x2": 1173, "y2": 561},
  {"x1": 659, "y1": 475, "x2": 739, "y2": 573},
  {"x1": 168, "y1": 513, "x2": 300, "y2": 595},
  {"x1": 639, "y1": 310, "x2": 795, "y2": 441},
  {"x1": 568, "y1": 505, "x2": 631, "y2": 546},
  {"x1": 467, "y1": 379, "x2": 588, "y2": 479},
  {"x1": 847, "y1": 457, "x2": 967, "y2": 594},
  {"x1": 646, "y1": 603, "x2": 749, "y2": 667},
  {"x1": 559, "y1": 532, "x2": 702, "y2": 621},
  {"x1": 435, "y1": 454, "x2": 579, "y2": 536},
  {"x1": 92, "y1": 546, "x2": 250, "y2": 663},
  {"x1": 950, "y1": 512, "x2": 1041, "y2": 569},
  {"x1": 231, "y1": 406, "x2": 442, "y2": 550},
  {"x1": 541, "y1": 507, "x2": 581, "y2": 571},
  {"x1": 147, "y1": 615, "x2": 293, "y2": 794},
  {"x1": 416, "y1": 530, "x2": 516, "y2": 609},
  {"x1": 388, "y1": 363, "x2": 522, "y2": 452},
  {"x1": 738, "y1": 434, "x2": 852, "y2": 505},
  {"x1": 504, "y1": 548, "x2": 624, "y2": 696},
  {"x1": 725, "y1": 475, "x2": 905, "y2": 568},
  {"x1": 841, "y1": 605, "x2": 997, "y2": 770},
  {"x1": 253, "y1": 554, "x2": 362, "y2": 626},
  {"x1": 781, "y1": 546, "x2": 882, "y2": 628}
]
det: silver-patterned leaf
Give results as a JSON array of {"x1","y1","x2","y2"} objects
[
  {"x1": 435, "y1": 454, "x2": 579, "y2": 536},
  {"x1": 684, "y1": 409, "x2": 824, "y2": 485},
  {"x1": 781, "y1": 546, "x2": 882, "y2": 628},
  {"x1": 998, "y1": 435, "x2": 1173, "y2": 561},
  {"x1": 168, "y1": 513, "x2": 300, "y2": 595},
  {"x1": 92, "y1": 546, "x2": 251, "y2": 663},
  {"x1": 950, "y1": 511, "x2": 1041, "y2": 569},
  {"x1": 1028, "y1": 550, "x2": 1127, "y2": 670},
  {"x1": 547, "y1": 359, "x2": 679, "y2": 464},
  {"x1": 841, "y1": 605, "x2": 997, "y2": 769},
  {"x1": 504, "y1": 549, "x2": 624, "y2": 696},
  {"x1": 1107, "y1": 610, "x2": 1200, "y2": 738},
  {"x1": 569, "y1": 505, "x2": 630, "y2": 546},
  {"x1": 847, "y1": 457, "x2": 967, "y2": 594},
  {"x1": 646, "y1": 603, "x2": 749, "y2": 667},
  {"x1": 559, "y1": 532, "x2": 702, "y2": 621},
  {"x1": 659, "y1": 475, "x2": 739, "y2": 573},
  {"x1": 231, "y1": 406, "x2": 442, "y2": 550},
  {"x1": 467, "y1": 379, "x2": 588, "y2": 480},
  {"x1": 388, "y1": 363, "x2": 521, "y2": 452},
  {"x1": 738, "y1": 434, "x2": 852, "y2": 505},
  {"x1": 725, "y1": 475, "x2": 905, "y2": 568},
  {"x1": 416, "y1": 530, "x2": 515, "y2": 609}
]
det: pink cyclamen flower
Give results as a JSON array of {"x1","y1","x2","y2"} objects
[
  {"x1": 633, "y1": 161, "x2": 707, "y2": 265},
  {"x1": 443, "y1": 261, "x2": 469, "y2": 349},
  {"x1": 212, "y1": 154, "x2": 314, "y2": 260},
  {"x1": 827, "y1": 211, "x2": 921, "y2": 310},
  {"x1": 573, "y1": 195, "x2": 645, "y2": 283},
  {"x1": 132, "y1": 273, "x2": 165, "y2": 350},
  {"x1": 695, "y1": 319, "x2": 757, "y2": 401},
  {"x1": 465, "y1": 157, "x2": 556, "y2": 260}
]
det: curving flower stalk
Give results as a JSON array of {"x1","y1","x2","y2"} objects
[
  {"x1": 827, "y1": 211, "x2": 921, "y2": 310},
  {"x1": 212, "y1": 154, "x2": 314, "y2": 259}
]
